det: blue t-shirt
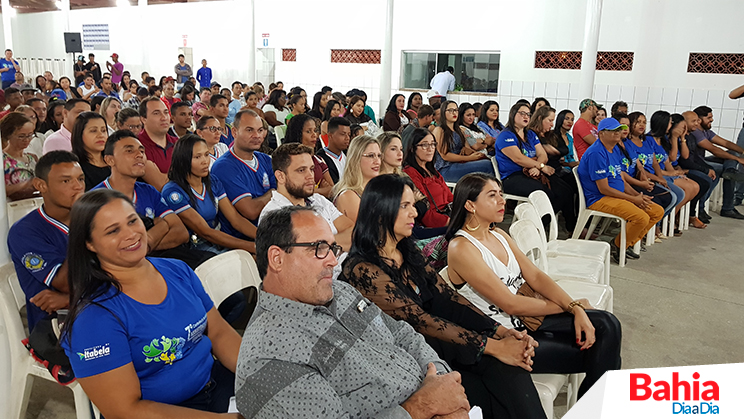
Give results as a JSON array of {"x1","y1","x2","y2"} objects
[
  {"x1": 578, "y1": 141, "x2": 626, "y2": 207},
  {"x1": 211, "y1": 149, "x2": 276, "y2": 221},
  {"x1": 647, "y1": 136, "x2": 671, "y2": 171},
  {"x1": 477, "y1": 121, "x2": 502, "y2": 139},
  {"x1": 196, "y1": 67, "x2": 212, "y2": 89},
  {"x1": 162, "y1": 177, "x2": 231, "y2": 235},
  {"x1": 624, "y1": 138, "x2": 657, "y2": 175},
  {"x1": 7, "y1": 207, "x2": 68, "y2": 331},
  {"x1": 61, "y1": 258, "x2": 215, "y2": 404},
  {"x1": 95, "y1": 90, "x2": 120, "y2": 99},
  {"x1": 494, "y1": 129, "x2": 541, "y2": 179},
  {"x1": 618, "y1": 141, "x2": 639, "y2": 178},
  {"x1": 0, "y1": 58, "x2": 18, "y2": 82},
  {"x1": 93, "y1": 178, "x2": 174, "y2": 221},
  {"x1": 220, "y1": 124, "x2": 234, "y2": 146},
  {"x1": 227, "y1": 99, "x2": 242, "y2": 125}
]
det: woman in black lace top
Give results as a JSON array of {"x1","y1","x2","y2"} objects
[{"x1": 339, "y1": 174, "x2": 547, "y2": 419}]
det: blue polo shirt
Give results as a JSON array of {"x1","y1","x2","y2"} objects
[
  {"x1": 61, "y1": 258, "x2": 215, "y2": 404},
  {"x1": 0, "y1": 58, "x2": 19, "y2": 82},
  {"x1": 211, "y1": 149, "x2": 275, "y2": 222},
  {"x1": 7, "y1": 207, "x2": 69, "y2": 331},
  {"x1": 494, "y1": 129, "x2": 541, "y2": 179},
  {"x1": 624, "y1": 138, "x2": 657, "y2": 175},
  {"x1": 220, "y1": 124, "x2": 234, "y2": 146},
  {"x1": 161, "y1": 177, "x2": 238, "y2": 237},
  {"x1": 92, "y1": 178, "x2": 173, "y2": 221},
  {"x1": 578, "y1": 140, "x2": 626, "y2": 207},
  {"x1": 196, "y1": 67, "x2": 212, "y2": 90}
]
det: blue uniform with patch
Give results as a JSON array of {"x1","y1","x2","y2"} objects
[
  {"x1": 161, "y1": 176, "x2": 239, "y2": 237},
  {"x1": 620, "y1": 140, "x2": 640, "y2": 177},
  {"x1": 625, "y1": 138, "x2": 658, "y2": 175},
  {"x1": 92, "y1": 178, "x2": 174, "y2": 221},
  {"x1": 220, "y1": 124, "x2": 234, "y2": 146},
  {"x1": 61, "y1": 258, "x2": 215, "y2": 404},
  {"x1": 7, "y1": 207, "x2": 69, "y2": 331},
  {"x1": 578, "y1": 140, "x2": 627, "y2": 207},
  {"x1": 211, "y1": 149, "x2": 275, "y2": 222},
  {"x1": 494, "y1": 129, "x2": 541, "y2": 179}
]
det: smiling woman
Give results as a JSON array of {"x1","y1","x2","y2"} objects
[{"x1": 2, "y1": 112, "x2": 38, "y2": 200}]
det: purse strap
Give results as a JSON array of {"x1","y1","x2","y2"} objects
[{"x1": 421, "y1": 180, "x2": 443, "y2": 212}]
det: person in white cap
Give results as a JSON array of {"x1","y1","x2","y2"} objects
[{"x1": 426, "y1": 89, "x2": 444, "y2": 107}]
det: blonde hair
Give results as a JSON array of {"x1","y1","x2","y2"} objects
[
  {"x1": 100, "y1": 97, "x2": 121, "y2": 125},
  {"x1": 332, "y1": 135, "x2": 380, "y2": 199},
  {"x1": 377, "y1": 131, "x2": 402, "y2": 175}
]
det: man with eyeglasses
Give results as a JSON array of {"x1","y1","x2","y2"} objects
[
  {"x1": 577, "y1": 118, "x2": 664, "y2": 263},
  {"x1": 212, "y1": 109, "x2": 276, "y2": 223},
  {"x1": 259, "y1": 143, "x2": 354, "y2": 250},
  {"x1": 236, "y1": 206, "x2": 471, "y2": 419},
  {"x1": 573, "y1": 98, "x2": 600, "y2": 160},
  {"x1": 137, "y1": 97, "x2": 175, "y2": 190}
]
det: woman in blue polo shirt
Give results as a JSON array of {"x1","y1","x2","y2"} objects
[
  {"x1": 494, "y1": 102, "x2": 577, "y2": 233},
  {"x1": 163, "y1": 134, "x2": 257, "y2": 254},
  {"x1": 62, "y1": 189, "x2": 242, "y2": 417}
]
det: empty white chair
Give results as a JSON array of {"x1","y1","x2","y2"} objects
[
  {"x1": 0, "y1": 263, "x2": 96, "y2": 419},
  {"x1": 194, "y1": 249, "x2": 262, "y2": 307},
  {"x1": 273, "y1": 124, "x2": 286, "y2": 146},
  {"x1": 525, "y1": 191, "x2": 611, "y2": 285},
  {"x1": 509, "y1": 219, "x2": 613, "y2": 312},
  {"x1": 7, "y1": 197, "x2": 44, "y2": 228},
  {"x1": 513, "y1": 203, "x2": 604, "y2": 285}
]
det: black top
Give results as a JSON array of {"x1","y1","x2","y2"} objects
[
  {"x1": 340, "y1": 254, "x2": 499, "y2": 366},
  {"x1": 73, "y1": 63, "x2": 86, "y2": 86},
  {"x1": 81, "y1": 161, "x2": 111, "y2": 191},
  {"x1": 84, "y1": 62, "x2": 102, "y2": 83},
  {"x1": 345, "y1": 112, "x2": 371, "y2": 125},
  {"x1": 538, "y1": 133, "x2": 569, "y2": 171},
  {"x1": 306, "y1": 109, "x2": 323, "y2": 119}
]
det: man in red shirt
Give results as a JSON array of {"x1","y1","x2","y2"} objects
[
  {"x1": 138, "y1": 97, "x2": 175, "y2": 190},
  {"x1": 160, "y1": 77, "x2": 181, "y2": 112},
  {"x1": 573, "y1": 99, "x2": 600, "y2": 160}
]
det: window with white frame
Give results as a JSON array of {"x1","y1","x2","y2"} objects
[{"x1": 401, "y1": 51, "x2": 500, "y2": 93}]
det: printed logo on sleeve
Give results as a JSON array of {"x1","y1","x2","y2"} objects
[
  {"x1": 22, "y1": 253, "x2": 45, "y2": 272},
  {"x1": 169, "y1": 192, "x2": 182, "y2": 203},
  {"x1": 145, "y1": 207, "x2": 155, "y2": 219},
  {"x1": 262, "y1": 172, "x2": 270, "y2": 188},
  {"x1": 77, "y1": 344, "x2": 110, "y2": 361}
]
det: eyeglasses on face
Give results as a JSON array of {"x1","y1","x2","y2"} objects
[
  {"x1": 202, "y1": 126, "x2": 221, "y2": 132},
  {"x1": 445, "y1": 108, "x2": 459, "y2": 114},
  {"x1": 279, "y1": 240, "x2": 343, "y2": 259},
  {"x1": 361, "y1": 152, "x2": 382, "y2": 159},
  {"x1": 126, "y1": 124, "x2": 143, "y2": 131},
  {"x1": 517, "y1": 111, "x2": 532, "y2": 118},
  {"x1": 15, "y1": 133, "x2": 35, "y2": 140},
  {"x1": 417, "y1": 142, "x2": 437, "y2": 149}
]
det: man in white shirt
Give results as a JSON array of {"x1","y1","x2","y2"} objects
[
  {"x1": 430, "y1": 66, "x2": 456, "y2": 100},
  {"x1": 316, "y1": 117, "x2": 351, "y2": 183},
  {"x1": 259, "y1": 143, "x2": 354, "y2": 251}
]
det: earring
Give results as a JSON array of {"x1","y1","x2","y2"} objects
[{"x1": 465, "y1": 210, "x2": 481, "y2": 232}]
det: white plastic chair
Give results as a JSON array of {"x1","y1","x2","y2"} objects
[
  {"x1": 7, "y1": 197, "x2": 43, "y2": 228},
  {"x1": 194, "y1": 249, "x2": 262, "y2": 307},
  {"x1": 571, "y1": 166, "x2": 630, "y2": 267},
  {"x1": 491, "y1": 157, "x2": 529, "y2": 204},
  {"x1": 439, "y1": 267, "x2": 574, "y2": 417},
  {"x1": 0, "y1": 263, "x2": 96, "y2": 419},
  {"x1": 525, "y1": 191, "x2": 610, "y2": 285},
  {"x1": 509, "y1": 219, "x2": 614, "y2": 312},
  {"x1": 274, "y1": 124, "x2": 286, "y2": 147}
]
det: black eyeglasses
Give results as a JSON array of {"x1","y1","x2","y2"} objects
[{"x1": 279, "y1": 240, "x2": 342, "y2": 259}]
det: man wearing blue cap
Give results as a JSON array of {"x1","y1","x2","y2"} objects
[{"x1": 578, "y1": 117, "x2": 664, "y2": 263}]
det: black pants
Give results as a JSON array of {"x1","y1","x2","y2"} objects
[
  {"x1": 528, "y1": 310, "x2": 622, "y2": 398},
  {"x1": 452, "y1": 356, "x2": 547, "y2": 419},
  {"x1": 503, "y1": 171, "x2": 578, "y2": 232},
  {"x1": 684, "y1": 170, "x2": 712, "y2": 217}
]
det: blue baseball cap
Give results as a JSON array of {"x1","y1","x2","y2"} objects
[{"x1": 598, "y1": 117, "x2": 628, "y2": 132}]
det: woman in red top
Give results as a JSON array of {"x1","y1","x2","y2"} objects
[{"x1": 403, "y1": 127, "x2": 453, "y2": 228}]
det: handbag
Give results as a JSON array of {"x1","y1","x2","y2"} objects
[
  {"x1": 421, "y1": 182, "x2": 452, "y2": 216},
  {"x1": 515, "y1": 282, "x2": 546, "y2": 331}
]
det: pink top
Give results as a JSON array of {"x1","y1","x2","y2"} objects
[{"x1": 42, "y1": 125, "x2": 72, "y2": 154}]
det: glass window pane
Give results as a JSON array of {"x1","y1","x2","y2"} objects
[
  {"x1": 403, "y1": 51, "x2": 499, "y2": 93},
  {"x1": 402, "y1": 52, "x2": 436, "y2": 89}
]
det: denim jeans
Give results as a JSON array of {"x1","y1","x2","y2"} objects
[
  {"x1": 439, "y1": 158, "x2": 495, "y2": 183},
  {"x1": 687, "y1": 170, "x2": 716, "y2": 216},
  {"x1": 705, "y1": 158, "x2": 737, "y2": 211}
]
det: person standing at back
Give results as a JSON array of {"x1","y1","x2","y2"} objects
[
  {"x1": 430, "y1": 66, "x2": 456, "y2": 101},
  {"x1": 106, "y1": 53, "x2": 124, "y2": 86},
  {"x1": 0, "y1": 49, "x2": 21, "y2": 90},
  {"x1": 84, "y1": 53, "x2": 102, "y2": 85},
  {"x1": 174, "y1": 54, "x2": 193, "y2": 89},
  {"x1": 196, "y1": 59, "x2": 212, "y2": 90}
]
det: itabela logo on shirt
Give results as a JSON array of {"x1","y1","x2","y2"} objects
[{"x1": 77, "y1": 344, "x2": 110, "y2": 361}]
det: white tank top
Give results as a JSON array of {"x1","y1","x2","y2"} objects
[
  {"x1": 453, "y1": 229, "x2": 525, "y2": 328},
  {"x1": 79, "y1": 85, "x2": 96, "y2": 97}
]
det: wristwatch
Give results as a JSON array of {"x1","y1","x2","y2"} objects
[{"x1": 539, "y1": 163, "x2": 545, "y2": 169}]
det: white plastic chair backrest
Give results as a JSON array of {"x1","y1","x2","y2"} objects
[
  {"x1": 194, "y1": 250, "x2": 262, "y2": 307},
  {"x1": 528, "y1": 190, "x2": 558, "y2": 242},
  {"x1": 274, "y1": 125, "x2": 286, "y2": 146},
  {"x1": 7, "y1": 197, "x2": 43, "y2": 228},
  {"x1": 514, "y1": 203, "x2": 548, "y2": 245},
  {"x1": 572, "y1": 166, "x2": 588, "y2": 210},
  {"x1": 0, "y1": 263, "x2": 30, "y2": 371},
  {"x1": 491, "y1": 157, "x2": 502, "y2": 179},
  {"x1": 509, "y1": 219, "x2": 549, "y2": 271},
  {"x1": 438, "y1": 266, "x2": 456, "y2": 290}
]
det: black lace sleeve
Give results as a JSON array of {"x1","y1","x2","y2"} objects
[{"x1": 342, "y1": 260, "x2": 490, "y2": 363}]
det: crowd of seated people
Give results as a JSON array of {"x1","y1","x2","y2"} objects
[{"x1": 4, "y1": 56, "x2": 744, "y2": 418}]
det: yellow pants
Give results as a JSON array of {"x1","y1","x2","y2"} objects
[{"x1": 589, "y1": 197, "x2": 664, "y2": 247}]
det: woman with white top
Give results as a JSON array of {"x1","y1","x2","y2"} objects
[
  {"x1": 262, "y1": 89, "x2": 289, "y2": 128},
  {"x1": 445, "y1": 173, "x2": 622, "y2": 399}
]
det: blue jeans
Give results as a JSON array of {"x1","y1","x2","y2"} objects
[
  {"x1": 705, "y1": 158, "x2": 737, "y2": 211},
  {"x1": 1, "y1": 80, "x2": 12, "y2": 89},
  {"x1": 663, "y1": 176, "x2": 685, "y2": 215},
  {"x1": 439, "y1": 158, "x2": 495, "y2": 183},
  {"x1": 687, "y1": 170, "x2": 717, "y2": 215}
]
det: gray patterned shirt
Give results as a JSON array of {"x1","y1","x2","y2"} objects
[{"x1": 235, "y1": 280, "x2": 450, "y2": 418}]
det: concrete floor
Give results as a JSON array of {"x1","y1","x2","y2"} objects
[{"x1": 22, "y1": 211, "x2": 744, "y2": 418}]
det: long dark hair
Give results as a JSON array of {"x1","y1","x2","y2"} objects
[
  {"x1": 480, "y1": 100, "x2": 504, "y2": 131},
  {"x1": 628, "y1": 111, "x2": 648, "y2": 142},
  {"x1": 438, "y1": 100, "x2": 466, "y2": 154},
  {"x1": 323, "y1": 99, "x2": 341, "y2": 121},
  {"x1": 407, "y1": 92, "x2": 422, "y2": 111},
  {"x1": 63, "y1": 189, "x2": 132, "y2": 344},
  {"x1": 71, "y1": 111, "x2": 107, "y2": 164},
  {"x1": 661, "y1": 113, "x2": 685, "y2": 153},
  {"x1": 456, "y1": 102, "x2": 481, "y2": 132},
  {"x1": 168, "y1": 134, "x2": 215, "y2": 208},
  {"x1": 284, "y1": 113, "x2": 315, "y2": 144},
  {"x1": 310, "y1": 91, "x2": 324, "y2": 114},
  {"x1": 505, "y1": 102, "x2": 531, "y2": 150},
  {"x1": 266, "y1": 89, "x2": 286, "y2": 110},
  {"x1": 546, "y1": 109, "x2": 574, "y2": 148},
  {"x1": 648, "y1": 110, "x2": 671, "y2": 139},
  {"x1": 42, "y1": 100, "x2": 66, "y2": 132},
  {"x1": 346, "y1": 174, "x2": 433, "y2": 287},
  {"x1": 386, "y1": 93, "x2": 404, "y2": 114},
  {"x1": 445, "y1": 173, "x2": 502, "y2": 240},
  {"x1": 530, "y1": 97, "x2": 551, "y2": 115},
  {"x1": 404, "y1": 128, "x2": 438, "y2": 178}
]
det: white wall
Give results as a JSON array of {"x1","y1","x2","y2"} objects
[{"x1": 3, "y1": 0, "x2": 744, "y2": 137}]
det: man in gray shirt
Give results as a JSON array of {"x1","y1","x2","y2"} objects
[{"x1": 235, "y1": 206, "x2": 470, "y2": 418}]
